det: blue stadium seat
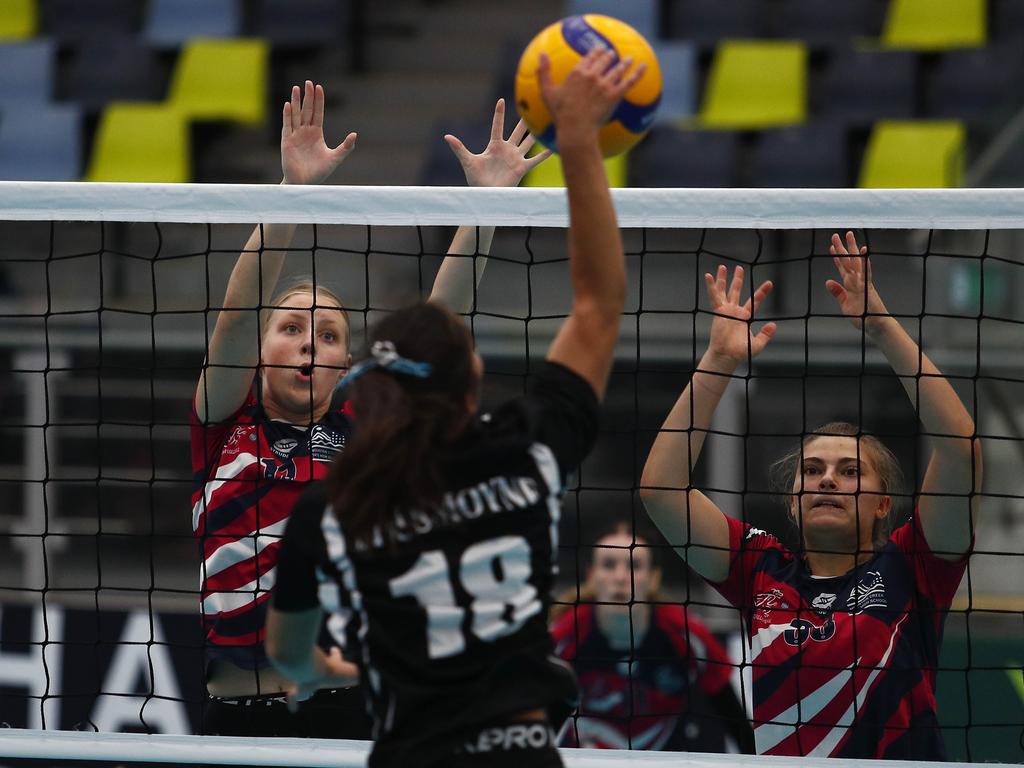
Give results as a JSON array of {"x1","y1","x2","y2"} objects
[
  {"x1": 63, "y1": 38, "x2": 167, "y2": 113},
  {"x1": 664, "y1": 0, "x2": 761, "y2": 44},
  {"x1": 767, "y1": 0, "x2": 884, "y2": 45},
  {"x1": 0, "y1": 104, "x2": 80, "y2": 180},
  {"x1": 993, "y1": 0, "x2": 1024, "y2": 39},
  {"x1": 652, "y1": 42, "x2": 698, "y2": 123},
  {"x1": 40, "y1": 0, "x2": 142, "y2": 42},
  {"x1": 252, "y1": 0, "x2": 351, "y2": 48},
  {"x1": 144, "y1": 0, "x2": 241, "y2": 48},
  {"x1": 816, "y1": 49, "x2": 917, "y2": 124},
  {"x1": 927, "y1": 44, "x2": 1024, "y2": 121},
  {"x1": 749, "y1": 123, "x2": 848, "y2": 187},
  {"x1": 628, "y1": 126, "x2": 738, "y2": 187},
  {"x1": 0, "y1": 40, "x2": 55, "y2": 104},
  {"x1": 566, "y1": 0, "x2": 658, "y2": 40}
]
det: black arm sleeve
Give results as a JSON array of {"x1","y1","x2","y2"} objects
[{"x1": 272, "y1": 481, "x2": 328, "y2": 613}]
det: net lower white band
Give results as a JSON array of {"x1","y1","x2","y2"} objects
[
  {"x1": 0, "y1": 730, "x2": 987, "y2": 768},
  {"x1": 1, "y1": 182, "x2": 1023, "y2": 229}
]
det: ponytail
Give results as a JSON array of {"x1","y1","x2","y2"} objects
[{"x1": 327, "y1": 303, "x2": 476, "y2": 542}]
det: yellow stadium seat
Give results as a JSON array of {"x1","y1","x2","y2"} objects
[
  {"x1": 881, "y1": 0, "x2": 985, "y2": 50},
  {"x1": 523, "y1": 151, "x2": 628, "y2": 189},
  {"x1": 0, "y1": 0, "x2": 36, "y2": 40},
  {"x1": 85, "y1": 103, "x2": 190, "y2": 182},
  {"x1": 697, "y1": 41, "x2": 807, "y2": 129},
  {"x1": 858, "y1": 120, "x2": 965, "y2": 188},
  {"x1": 168, "y1": 38, "x2": 268, "y2": 124}
]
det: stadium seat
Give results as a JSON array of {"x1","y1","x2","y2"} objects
[
  {"x1": 144, "y1": 0, "x2": 241, "y2": 48},
  {"x1": 992, "y1": 0, "x2": 1024, "y2": 40},
  {"x1": 0, "y1": 40, "x2": 55, "y2": 104},
  {"x1": 63, "y1": 38, "x2": 166, "y2": 113},
  {"x1": 524, "y1": 150, "x2": 627, "y2": 189},
  {"x1": 664, "y1": 0, "x2": 761, "y2": 44},
  {"x1": 0, "y1": 103, "x2": 80, "y2": 180},
  {"x1": 252, "y1": 0, "x2": 351, "y2": 48},
  {"x1": 0, "y1": 0, "x2": 36, "y2": 40},
  {"x1": 652, "y1": 42, "x2": 698, "y2": 123},
  {"x1": 927, "y1": 44, "x2": 1024, "y2": 121},
  {"x1": 628, "y1": 127, "x2": 738, "y2": 187},
  {"x1": 85, "y1": 103, "x2": 189, "y2": 183},
  {"x1": 750, "y1": 123, "x2": 848, "y2": 187},
  {"x1": 40, "y1": 0, "x2": 142, "y2": 42},
  {"x1": 858, "y1": 120, "x2": 965, "y2": 187},
  {"x1": 881, "y1": 0, "x2": 986, "y2": 50},
  {"x1": 168, "y1": 38, "x2": 268, "y2": 125},
  {"x1": 566, "y1": 0, "x2": 658, "y2": 40},
  {"x1": 697, "y1": 41, "x2": 807, "y2": 129},
  {"x1": 816, "y1": 49, "x2": 917, "y2": 124},
  {"x1": 767, "y1": 0, "x2": 884, "y2": 45}
]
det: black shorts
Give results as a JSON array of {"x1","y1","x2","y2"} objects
[
  {"x1": 443, "y1": 718, "x2": 563, "y2": 768},
  {"x1": 202, "y1": 686, "x2": 372, "y2": 739}
]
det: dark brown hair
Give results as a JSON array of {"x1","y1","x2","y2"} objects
[
  {"x1": 327, "y1": 302, "x2": 476, "y2": 540},
  {"x1": 769, "y1": 421, "x2": 904, "y2": 551}
]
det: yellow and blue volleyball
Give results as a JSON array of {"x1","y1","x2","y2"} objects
[{"x1": 514, "y1": 15, "x2": 662, "y2": 158}]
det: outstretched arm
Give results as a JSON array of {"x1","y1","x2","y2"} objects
[
  {"x1": 828, "y1": 232, "x2": 981, "y2": 559},
  {"x1": 196, "y1": 81, "x2": 356, "y2": 423},
  {"x1": 429, "y1": 98, "x2": 552, "y2": 312},
  {"x1": 542, "y1": 48, "x2": 644, "y2": 400},
  {"x1": 640, "y1": 267, "x2": 776, "y2": 582}
]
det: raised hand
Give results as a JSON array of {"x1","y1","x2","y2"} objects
[
  {"x1": 826, "y1": 231, "x2": 888, "y2": 330},
  {"x1": 445, "y1": 98, "x2": 551, "y2": 188},
  {"x1": 704, "y1": 265, "x2": 776, "y2": 366},
  {"x1": 281, "y1": 80, "x2": 357, "y2": 186},
  {"x1": 537, "y1": 47, "x2": 646, "y2": 137}
]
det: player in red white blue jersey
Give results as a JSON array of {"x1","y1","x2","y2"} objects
[
  {"x1": 641, "y1": 233, "x2": 982, "y2": 759},
  {"x1": 191, "y1": 80, "x2": 552, "y2": 734},
  {"x1": 550, "y1": 520, "x2": 753, "y2": 753}
]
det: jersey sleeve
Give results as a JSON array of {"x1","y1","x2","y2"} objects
[
  {"x1": 272, "y1": 482, "x2": 328, "y2": 613},
  {"x1": 521, "y1": 361, "x2": 601, "y2": 477},
  {"x1": 707, "y1": 515, "x2": 787, "y2": 610},
  {"x1": 891, "y1": 515, "x2": 969, "y2": 610}
]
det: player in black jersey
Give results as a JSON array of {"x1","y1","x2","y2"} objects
[{"x1": 265, "y1": 47, "x2": 645, "y2": 768}]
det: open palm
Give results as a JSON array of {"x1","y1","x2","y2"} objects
[
  {"x1": 705, "y1": 265, "x2": 776, "y2": 365},
  {"x1": 826, "y1": 231, "x2": 886, "y2": 330},
  {"x1": 445, "y1": 98, "x2": 551, "y2": 188},
  {"x1": 281, "y1": 80, "x2": 356, "y2": 186}
]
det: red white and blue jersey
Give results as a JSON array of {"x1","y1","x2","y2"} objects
[
  {"x1": 551, "y1": 603, "x2": 734, "y2": 751},
  {"x1": 190, "y1": 392, "x2": 352, "y2": 669},
  {"x1": 711, "y1": 515, "x2": 968, "y2": 759}
]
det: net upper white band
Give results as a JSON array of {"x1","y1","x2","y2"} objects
[{"x1": 1, "y1": 181, "x2": 1023, "y2": 229}]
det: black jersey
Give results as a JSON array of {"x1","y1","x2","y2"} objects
[{"x1": 274, "y1": 362, "x2": 600, "y2": 768}]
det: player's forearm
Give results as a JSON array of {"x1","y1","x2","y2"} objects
[
  {"x1": 869, "y1": 316, "x2": 976, "y2": 441},
  {"x1": 642, "y1": 351, "x2": 737, "y2": 494},
  {"x1": 221, "y1": 223, "x2": 296, "y2": 313},
  {"x1": 429, "y1": 225, "x2": 494, "y2": 312},
  {"x1": 560, "y1": 132, "x2": 626, "y2": 321}
]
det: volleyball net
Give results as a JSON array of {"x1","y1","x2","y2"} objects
[{"x1": 0, "y1": 183, "x2": 1021, "y2": 764}]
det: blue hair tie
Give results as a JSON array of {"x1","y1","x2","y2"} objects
[{"x1": 336, "y1": 340, "x2": 432, "y2": 390}]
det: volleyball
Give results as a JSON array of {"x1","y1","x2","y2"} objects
[{"x1": 514, "y1": 14, "x2": 662, "y2": 158}]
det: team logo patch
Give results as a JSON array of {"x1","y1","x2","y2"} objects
[
  {"x1": 310, "y1": 424, "x2": 345, "y2": 461},
  {"x1": 753, "y1": 588, "x2": 784, "y2": 623},
  {"x1": 847, "y1": 570, "x2": 887, "y2": 612},
  {"x1": 271, "y1": 437, "x2": 298, "y2": 458},
  {"x1": 222, "y1": 425, "x2": 253, "y2": 456},
  {"x1": 811, "y1": 592, "x2": 837, "y2": 612}
]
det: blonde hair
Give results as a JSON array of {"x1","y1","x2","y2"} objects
[
  {"x1": 770, "y1": 422, "x2": 904, "y2": 551},
  {"x1": 260, "y1": 279, "x2": 351, "y2": 350}
]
